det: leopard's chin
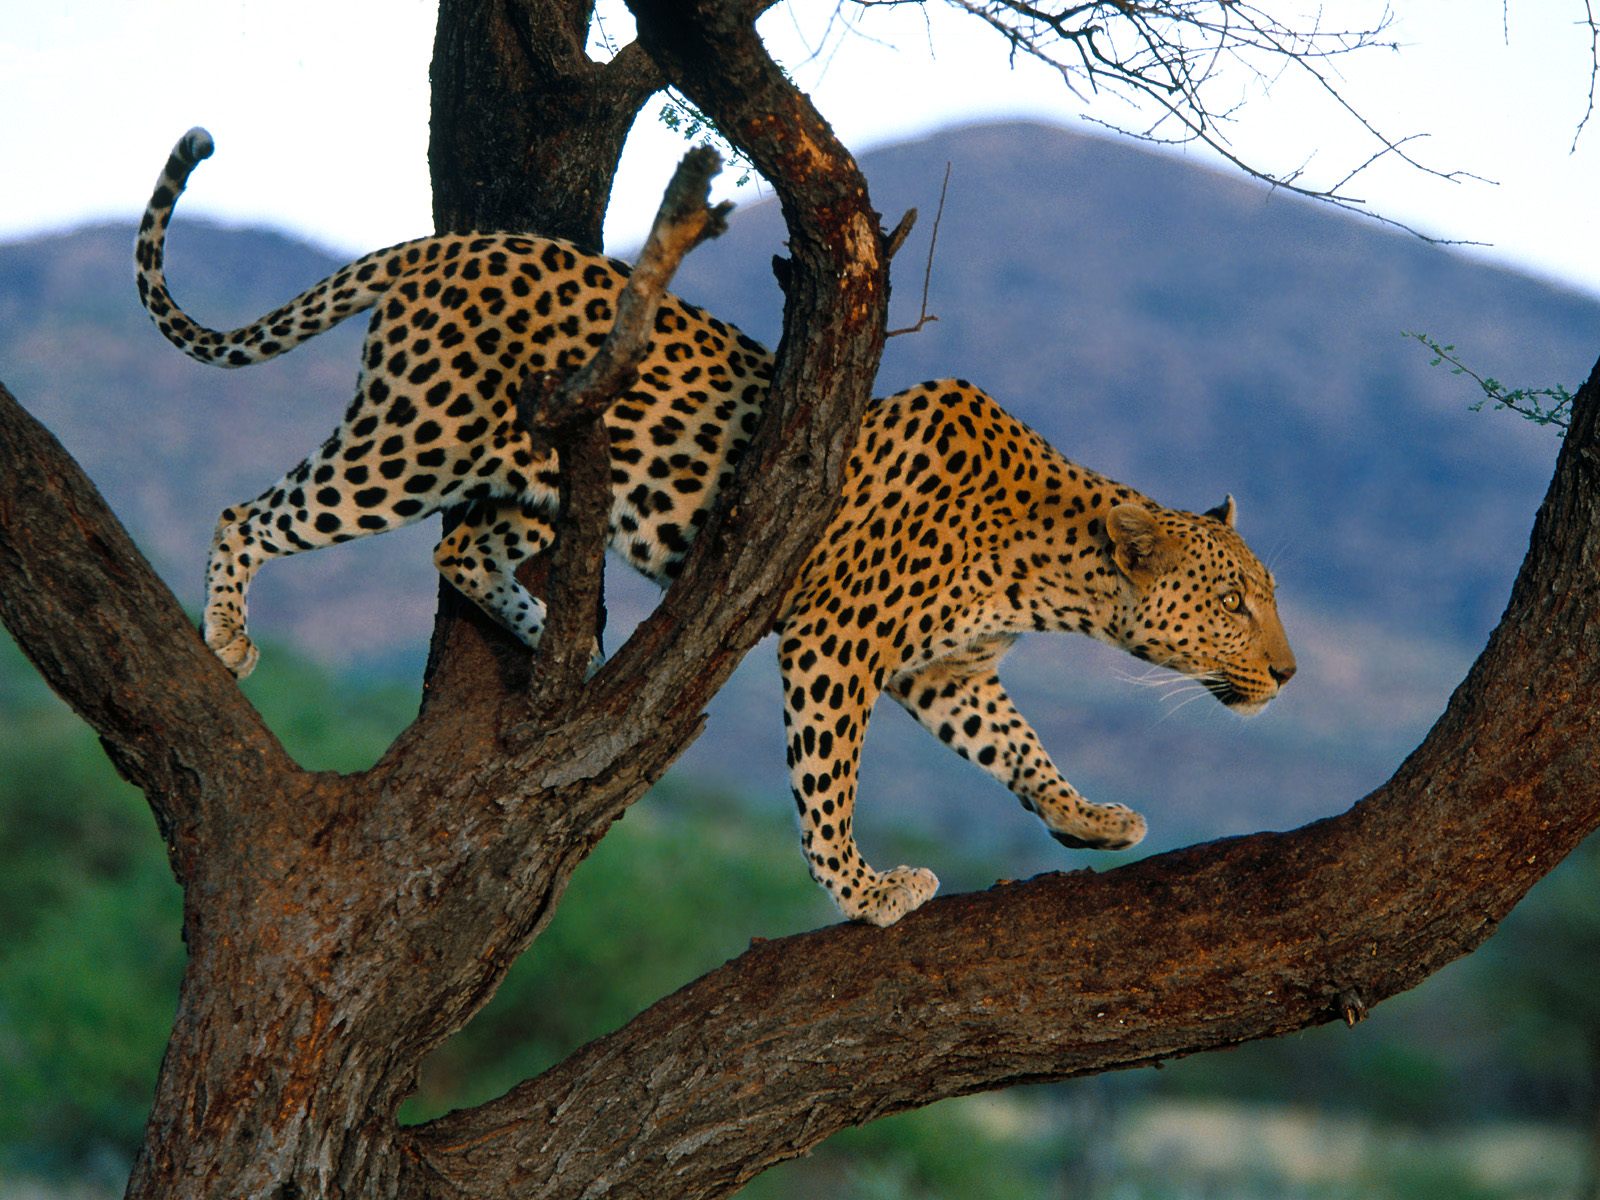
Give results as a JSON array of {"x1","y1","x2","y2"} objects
[{"x1": 1206, "y1": 678, "x2": 1274, "y2": 717}]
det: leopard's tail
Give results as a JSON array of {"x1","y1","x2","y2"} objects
[{"x1": 134, "y1": 128, "x2": 410, "y2": 369}]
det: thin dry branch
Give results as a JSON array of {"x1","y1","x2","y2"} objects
[
  {"x1": 517, "y1": 147, "x2": 732, "y2": 439},
  {"x1": 1574, "y1": 0, "x2": 1600, "y2": 148},
  {"x1": 855, "y1": 0, "x2": 1491, "y2": 242},
  {"x1": 887, "y1": 161, "x2": 950, "y2": 337}
]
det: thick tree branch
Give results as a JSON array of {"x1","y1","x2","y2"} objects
[
  {"x1": 582, "y1": 0, "x2": 892, "y2": 725},
  {"x1": 405, "y1": 355, "x2": 1600, "y2": 1198},
  {"x1": 525, "y1": 416, "x2": 613, "y2": 710},
  {"x1": 0, "y1": 380, "x2": 297, "y2": 874}
]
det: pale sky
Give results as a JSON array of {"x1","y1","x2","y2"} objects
[{"x1": 2, "y1": 1, "x2": 1598, "y2": 298}]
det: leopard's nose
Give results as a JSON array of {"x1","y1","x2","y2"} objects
[{"x1": 1270, "y1": 662, "x2": 1296, "y2": 686}]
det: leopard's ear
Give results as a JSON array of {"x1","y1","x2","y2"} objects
[
  {"x1": 1202, "y1": 494, "x2": 1237, "y2": 527},
  {"x1": 1107, "y1": 504, "x2": 1180, "y2": 585}
]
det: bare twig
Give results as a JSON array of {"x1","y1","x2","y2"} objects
[
  {"x1": 852, "y1": 0, "x2": 1499, "y2": 242},
  {"x1": 887, "y1": 161, "x2": 951, "y2": 337},
  {"x1": 518, "y1": 147, "x2": 732, "y2": 438},
  {"x1": 1575, "y1": 0, "x2": 1599, "y2": 149}
]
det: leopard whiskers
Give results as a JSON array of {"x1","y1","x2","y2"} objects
[
  {"x1": 1155, "y1": 681, "x2": 1221, "y2": 723},
  {"x1": 1114, "y1": 663, "x2": 1227, "y2": 721}
]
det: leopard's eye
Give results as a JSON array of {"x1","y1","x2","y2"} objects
[{"x1": 1220, "y1": 590, "x2": 1243, "y2": 613}]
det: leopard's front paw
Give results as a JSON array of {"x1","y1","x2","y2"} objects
[
  {"x1": 1048, "y1": 802, "x2": 1146, "y2": 851},
  {"x1": 844, "y1": 865, "x2": 940, "y2": 927},
  {"x1": 206, "y1": 628, "x2": 260, "y2": 679}
]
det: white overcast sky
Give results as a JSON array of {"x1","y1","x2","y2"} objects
[{"x1": 2, "y1": 1, "x2": 1598, "y2": 298}]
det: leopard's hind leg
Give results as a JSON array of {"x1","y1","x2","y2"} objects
[
  {"x1": 433, "y1": 497, "x2": 616, "y2": 674},
  {"x1": 431, "y1": 499, "x2": 556, "y2": 650},
  {"x1": 204, "y1": 437, "x2": 480, "y2": 677}
]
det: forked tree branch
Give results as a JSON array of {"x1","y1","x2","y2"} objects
[
  {"x1": 519, "y1": 146, "x2": 733, "y2": 706},
  {"x1": 0, "y1": 381, "x2": 301, "y2": 877},
  {"x1": 404, "y1": 353, "x2": 1600, "y2": 1198},
  {"x1": 396, "y1": 0, "x2": 894, "y2": 819}
]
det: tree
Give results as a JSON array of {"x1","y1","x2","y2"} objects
[{"x1": 0, "y1": 1, "x2": 1597, "y2": 1196}]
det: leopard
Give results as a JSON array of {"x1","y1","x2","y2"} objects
[{"x1": 136, "y1": 128, "x2": 1295, "y2": 926}]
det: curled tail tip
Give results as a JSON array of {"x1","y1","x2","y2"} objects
[{"x1": 178, "y1": 127, "x2": 215, "y2": 166}]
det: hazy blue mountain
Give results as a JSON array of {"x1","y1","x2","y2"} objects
[{"x1": 3, "y1": 119, "x2": 1596, "y2": 875}]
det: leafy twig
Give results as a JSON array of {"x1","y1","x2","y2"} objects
[
  {"x1": 1405, "y1": 331, "x2": 1573, "y2": 432},
  {"x1": 659, "y1": 89, "x2": 761, "y2": 186}
]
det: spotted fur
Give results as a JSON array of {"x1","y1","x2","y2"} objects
[{"x1": 136, "y1": 129, "x2": 1295, "y2": 925}]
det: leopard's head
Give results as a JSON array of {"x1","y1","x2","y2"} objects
[{"x1": 1105, "y1": 496, "x2": 1295, "y2": 715}]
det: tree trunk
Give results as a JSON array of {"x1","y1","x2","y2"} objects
[
  {"x1": 420, "y1": 0, "x2": 661, "y2": 721},
  {"x1": 428, "y1": 0, "x2": 660, "y2": 245}
]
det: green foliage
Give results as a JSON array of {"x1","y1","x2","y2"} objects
[
  {"x1": 1144, "y1": 951, "x2": 1520, "y2": 1127},
  {"x1": 1405, "y1": 331, "x2": 1574, "y2": 431},
  {"x1": 0, "y1": 635, "x2": 181, "y2": 1173},
  {"x1": 0, "y1": 630, "x2": 417, "y2": 1175},
  {"x1": 235, "y1": 647, "x2": 418, "y2": 773},
  {"x1": 649, "y1": 49, "x2": 795, "y2": 192},
  {"x1": 0, "y1": 859, "x2": 183, "y2": 1170},
  {"x1": 657, "y1": 91, "x2": 759, "y2": 187},
  {"x1": 743, "y1": 1091, "x2": 1074, "y2": 1199},
  {"x1": 1477, "y1": 838, "x2": 1600, "y2": 1120}
]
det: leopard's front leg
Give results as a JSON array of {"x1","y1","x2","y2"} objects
[
  {"x1": 885, "y1": 637, "x2": 1147, "y2": 851},
  {"x1": 777, "y1": 636, "x2": 938, "y2": 926}
]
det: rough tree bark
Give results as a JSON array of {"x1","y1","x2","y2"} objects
[
  {"x1": 420, "y1": 0, "x2": 663, "y2": 719},
  {"x1": 0, "y1": 2, "x2": 1595, "y2": 1198}
]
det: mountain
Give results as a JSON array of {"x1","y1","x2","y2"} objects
[{"x1": 3, "y1": 120, "x2": 1597, "y2": 874}]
